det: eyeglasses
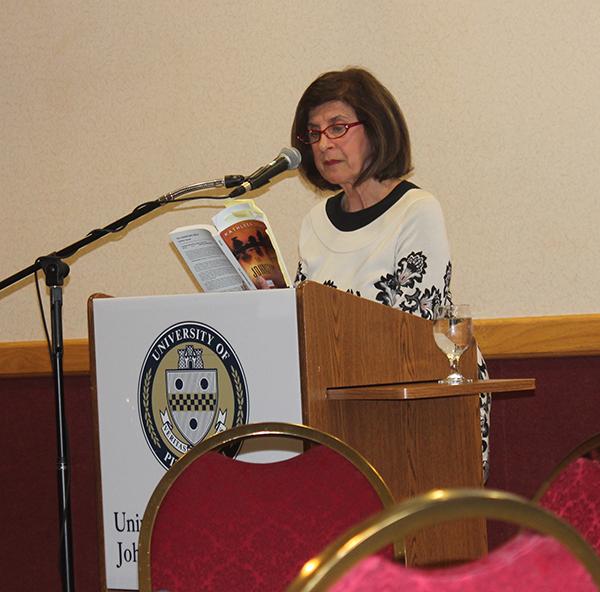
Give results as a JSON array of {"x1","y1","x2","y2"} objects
[{"x1": 297, "y1": 121, "x2": 364, "y2": 144}]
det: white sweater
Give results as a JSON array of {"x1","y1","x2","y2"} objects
[{"x1": 296, "y1": 181, "x2": 452, "y2": 318}]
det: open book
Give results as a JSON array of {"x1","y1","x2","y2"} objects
[{"x1": 170, "y1": 200, "x2": 291, "y2": 293}]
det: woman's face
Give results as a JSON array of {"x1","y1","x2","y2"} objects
[{"x1": 307, "y1": 100, "x2": 372, "y2": 189}]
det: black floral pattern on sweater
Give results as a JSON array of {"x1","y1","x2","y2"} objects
[
  {"x1": 294, "y1": 261, "x2": 307, "y2": 285},
  {"x1": 295, "y1": 261, "x2": 361, "y2": 297},
  {"x1": 373, "y1": 251, "x2": 451, "y2": 320}
]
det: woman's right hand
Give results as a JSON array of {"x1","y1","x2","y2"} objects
[{"x1": 256, "y1": 276, "x2": 274, "y2": 289}]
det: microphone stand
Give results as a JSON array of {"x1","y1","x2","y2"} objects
[{"x1": 0, "y1": 175, "x2": 243, "y2": 592}]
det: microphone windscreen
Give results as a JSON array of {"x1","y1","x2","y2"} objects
[{"x1": 280, "y1": 147, "x2": 301, "y2": 170}]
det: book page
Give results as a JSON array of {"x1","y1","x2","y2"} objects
[{"x1": 169, "y1": 225, "x2": 252, "y2": 292}]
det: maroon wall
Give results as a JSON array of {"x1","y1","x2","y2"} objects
[
  {"x1": 485, "y1": 355, "x2": 600, "y2": 548},
  {"x1": 2, "y1": 355, "x2": 598, "y2": 587},
  {"x1": 0, "y1": 375, "x2": 102, "y2": 592}
]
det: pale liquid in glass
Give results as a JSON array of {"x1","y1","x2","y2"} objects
[{"x1": 433, "y1": 318, "x2": 473, "y2": 362}]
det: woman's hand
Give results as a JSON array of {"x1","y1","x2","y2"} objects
[{"x1": 256, "y1": 276, "x2": 274, "y2": 289}]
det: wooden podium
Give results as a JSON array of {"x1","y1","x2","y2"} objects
[
  {"x1": 90, "y1": 283, "x2": 534, "y2": 588},
  {"x1": 296, "y1": 281, "x2": 534, "y2": 566}
]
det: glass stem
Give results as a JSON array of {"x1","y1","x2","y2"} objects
[{"x1": 449, "y1": 355, "x2": 460, "y2": 375}]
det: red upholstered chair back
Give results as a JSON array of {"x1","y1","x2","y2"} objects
[
  {"x1": 322, "y1": 535, "x2": 597, "y2": 592},
  {"x1": 534, "y1": 432, "x2": 600, "y2": 554},
  {"x1": 137, "y1": 422, "x2": 394, "y2": 592},
  {"x1": 286, "y1": 488, "x2": 600, "y2": 592}
]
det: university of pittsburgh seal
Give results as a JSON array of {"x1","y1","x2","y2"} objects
[{"x1": 138, "y1": 321, "x2": 249, "y2": 469}]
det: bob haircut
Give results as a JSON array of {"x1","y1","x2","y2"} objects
[{"x1": 291, "y1": 67, "x2": 412, "y2": 191}]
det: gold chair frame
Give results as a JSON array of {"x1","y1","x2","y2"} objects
[
  {"x1": 533, "y1": 431, "x2": 600, "y2": 503},
  {"x1": 286, "y1": 488, "x2": 600, "y2": 592},
  {"x1": 137, "y1": 421, "x2": 395, "y2": 592}
]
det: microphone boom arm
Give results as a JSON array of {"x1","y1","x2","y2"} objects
[
  {"x1": 0, "y1": 198, "x2": 164, "y2": 291},
  {"x1": 0, "y1": 173, "x2": 245, "y2": 292}
]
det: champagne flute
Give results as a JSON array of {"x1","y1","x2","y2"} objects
[{"x1": 433, "y1": 304, "x2": 474, "y2": 384}]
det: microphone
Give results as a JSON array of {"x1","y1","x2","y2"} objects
[{"x1": 229, "y1": 147, "x2": 301, "y2": 197}]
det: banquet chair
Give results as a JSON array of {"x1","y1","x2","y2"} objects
[
  {"x1": 286, "y1": 488, "x2": 600, "y2": 592},
  {"x1": 533, "y1": 431, "x2": 600, "y2": 554},
  {"x1": 137, "y1": 421, "x2": 395, "y2": 592}
]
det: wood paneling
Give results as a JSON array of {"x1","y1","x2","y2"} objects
[
  {"x1": 1, "y1": 313, "x2": 599, "y2": 377},
  {"x1": 297, "y1": 282, "x2": 486, "y2": 566},
  {"x1": 474, "y1": 314, "x2": 600, "y2": 358},
  {"x1": 0, "y1": 338, "x2": 89, "y2": 376}
]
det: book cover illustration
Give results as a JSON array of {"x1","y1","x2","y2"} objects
[{"x1": 219, "y1": 219, "x2": 287, "y2": 289}]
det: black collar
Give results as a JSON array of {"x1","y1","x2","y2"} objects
[{"x1": 325, "y1": 180, "x2": 418, "y2": 231}]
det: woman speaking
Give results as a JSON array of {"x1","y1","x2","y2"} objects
[{"x1": 291, "y1": 67, "x2": 491, "y2": 479}]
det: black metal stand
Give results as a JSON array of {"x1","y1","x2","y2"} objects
[
  {"x1": 38, "y1": 256, "x2": 74, "y2": 592},
  {"x1": 0, "y1": 199, "x2": 169, "y2": 592},
  {"x1": 0, "y1": 177, "x2": 241, "y2": 592}
]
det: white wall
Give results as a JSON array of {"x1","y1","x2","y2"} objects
[{"x1": 1, "y1": 1, "x2": 599, "y2": 341}]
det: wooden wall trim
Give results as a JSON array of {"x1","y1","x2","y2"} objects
[
  {"x1": 474, "y1": 313, "x2": 600, "y2": 359},
  {"x1": 1, "y1": 313, "x2": 600, "y2": 377},
  {"x1": 0, "y1": 339, "x2": 90, "y2": 377}
]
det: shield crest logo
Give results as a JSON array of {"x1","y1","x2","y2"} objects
[
  {"x1": 139, "y1": 324, "x2": 248, "y2": 469},
  {"x1": 166, "y1": 368, "x2": 218, "y2": 445}
]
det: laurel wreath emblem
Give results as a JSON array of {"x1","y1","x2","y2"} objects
[
  {"x1": 142, "y1": 368, "x2": 160, "y2": 446},
  {"x1": 231, "y1": 367, "x2": 246, "y2": 426}
]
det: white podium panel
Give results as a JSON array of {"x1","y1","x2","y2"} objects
[{"x1": 91, "y1": 289, "x2": 302, "y2": 590}]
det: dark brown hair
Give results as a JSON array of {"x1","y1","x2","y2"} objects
[{"x1": 291, "y1": 67, "x2": 412, "y2": 191}]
